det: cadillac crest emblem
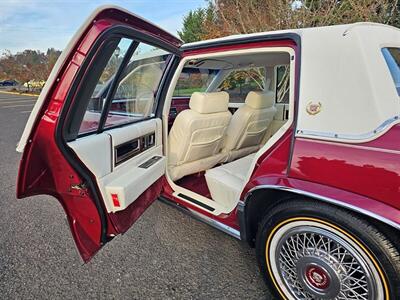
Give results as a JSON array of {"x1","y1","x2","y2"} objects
[{"x1": 306, "y1": 101, "x2": 322, "y2": 115}]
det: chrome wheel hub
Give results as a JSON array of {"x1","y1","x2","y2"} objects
[
  {"x1": 296, "y1": 257, "x2": 340, "y2": 298},
  {"x1": 269, "y1": 221, "x2": 383, "y2": 300},
  {"x1": 304, "y1": 263, "x2": 330, "y2": 290}
]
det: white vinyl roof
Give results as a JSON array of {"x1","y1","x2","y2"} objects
[{"x1": 296, "y1": 23, "x2": 400, "y2": 142}]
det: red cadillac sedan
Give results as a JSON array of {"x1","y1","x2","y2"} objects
[{"x1": 16, "y1": 6, "x2": 400, "y2": 299}]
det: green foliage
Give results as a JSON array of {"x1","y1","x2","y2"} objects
[
  {"x1": 392, "y1": 2, "x2": 400, "y2": 27},
  {"x1": 178, "y1": 1, "x2": 215, "y2": 43},
  {"x1": 178, "y1": 8, "x2": 208, "y2": 42}
]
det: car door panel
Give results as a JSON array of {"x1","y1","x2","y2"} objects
[
  {"x1": 66, "y1": 118, "x2": 165, "y2": 213},
  {"x1": 69, "y1": 118, "x2": 166, "y2": 231},
  {"x1": 100, "y1": 119, "x2": 164, "y2": 213},
  {"x1": 68, "y1": 133, "x2": 112, "y2": 178}
]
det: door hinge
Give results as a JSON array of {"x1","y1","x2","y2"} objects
[{"x1": 69, "y1": 182, "x2": 87, "y2": 192}]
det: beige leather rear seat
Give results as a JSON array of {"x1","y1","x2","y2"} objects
[
  {"x1": 205, "y1": 153, "x2": 256, "y2": 211},
  {"x1": 168, "y1": 91, "x2": 231, "y2": 181},
  {"x1": 222, "y1": 91, "x2": 276, "y2": 162}
]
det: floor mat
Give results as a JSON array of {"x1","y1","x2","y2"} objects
[{"x1": 175, "y1": 172, "x2": 212, "y2": 199}]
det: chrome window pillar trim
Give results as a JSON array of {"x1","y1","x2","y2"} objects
[
  {"x1": 243, "y1": 185, "x2": 400, "y2": 231},
  {"x1": 297, "y1": 115, "x2": 400, "y2": 141}
]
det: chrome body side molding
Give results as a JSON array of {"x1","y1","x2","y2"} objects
[
  {"x1": 297, "y1": 115, "x2": 400, "y2": 141},
  {"x1": 187, "y1": 209, "x2": 241, "y2": 239},
  {"x1": 158, "y1": 196, "x2": 241, "y2": 240},
  {"x1": 243, "y1": 185, "x2": 400, "y2": 231}
]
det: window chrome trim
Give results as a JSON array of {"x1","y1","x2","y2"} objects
[
  {"x1": 243, "y1": 185, "x2": 400, "y2": 231},
  {"x1": 296, "y1": 115, "x2": 400, "y2": 141},
  {"x1": 382, "y1": 47, "x2": 400, "y2": 96}
]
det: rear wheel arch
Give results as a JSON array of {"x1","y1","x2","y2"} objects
[
  {"x1": 240, "y1": 187, "x2": 400, "y2": 251},
  {"x1": 239, "y1": 188, "x2": 291, "y2": 247}
]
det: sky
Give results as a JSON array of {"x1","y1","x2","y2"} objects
[{"x1": 0, "y1": 0, "x2": 205, "y2": 54}]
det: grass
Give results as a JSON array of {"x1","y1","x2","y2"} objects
[{"x1": 173, "y1": 87, "x2": 205, "y2": 97}]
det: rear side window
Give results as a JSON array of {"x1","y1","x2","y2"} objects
[
  {"x1": 382, "y1": 47, "x2": 400, "y2": 96},
  {"x1": 276, "y1": 65, "x2": 290, "y2": 104}
]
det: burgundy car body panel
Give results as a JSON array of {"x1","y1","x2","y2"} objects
[
  {"x1": 17, "y1": 8, "x2": 181, "y2": 261},
  {"x1": 240, "y1": 126, "x2": 400, "y2": 232},
  {"x1": 241, "y1": 129, "x2": 294, "y2": 196},
  {"x1": 242, "y1": 176, "x2": 400, "y2": 228},
  {"x1": 289, "y1": 126, "x2": 400, "y2": 211}
]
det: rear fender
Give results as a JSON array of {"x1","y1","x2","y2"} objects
[{"x1": 239, "y1": 176, "x2": 400, "y2": 245}]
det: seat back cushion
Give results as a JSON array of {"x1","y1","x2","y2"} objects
[
  {"x1": 169, "y1": 110, "x2": 231, "y2": 166},
  {"x1": 223, "y1": 91, "x2": 276, "y2": 152},
  {"x1": 168, "y1": 91, "x2": 231, "y2": 176}
]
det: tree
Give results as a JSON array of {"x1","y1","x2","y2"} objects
[
  {"x1": 295, "y1": 0, "x2": 400, "y2": 29},
  {"x1": 179, "y1": 0, "x2": 399, "y2": 96},
  {"x1": 46, "y1": 48, "x2": 62, "y2": 77},
  {"x1": 178, "y1": 6, "x2": 214, "y2": 42},
  {"x1": 0, "y1": 50, "x2": 34, "y2": 89},
  {"x1": 0, "y1": 48, "x2": 61, "y2": 91},
  {"x1": 179, "y1": 0, "x2": 399, "y2": 42}
]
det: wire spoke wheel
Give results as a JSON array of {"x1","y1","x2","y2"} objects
[{"x1": 267, "y1": 219, "x2": 385, "y2": 300}]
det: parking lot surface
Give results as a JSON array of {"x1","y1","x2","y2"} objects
[{"x1": 0, "y1": 92, "x2": 273, "y2": 299}]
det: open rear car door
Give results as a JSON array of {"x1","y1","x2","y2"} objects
[{"x1": 16, "y1": 6, "x2": 182, "y2": 261}]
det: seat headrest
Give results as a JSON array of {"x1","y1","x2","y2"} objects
[
  {"x1": 189, "y1": 91, "x2": 229, "y2": 114},
  {"x1": 245, "y1": 91, "x2": 275, "y2": 109}
]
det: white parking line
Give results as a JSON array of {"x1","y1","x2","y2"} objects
[
  {"x1": 0, "y1": 100, "x2": 36, "y2": 105},
  {"x1": 0, "y1": 97, "x2": 36, "y2": 101},
  {"x1": 1, "y1": 104, "x2": 35, "y2": 108}
]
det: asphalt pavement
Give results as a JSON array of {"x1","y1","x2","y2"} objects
[{"x1": 0, "y1": 92, "x2": 273, "y2": 299}]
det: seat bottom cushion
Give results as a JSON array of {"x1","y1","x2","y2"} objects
[
  {"x1": 168, "y1": 152, "x2": 226, "y2": 181},
  {"x1": 205, "y1": 154, "x2": 256, "y2": 211},
  {"x1": 224, "y1": 145, "x2": 259, "y2": 162}
]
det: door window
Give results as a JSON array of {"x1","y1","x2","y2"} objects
[
  {"x1": 77, "y1": 39, "x2": 172, "y2": 136},
  {"x1": 105, "y1": 46, "x2": 169, "y2": 128},
  {"x1": 80, "y1": 38, "x2": 132, "y2": 134}
]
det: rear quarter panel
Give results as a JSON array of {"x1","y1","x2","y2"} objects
[{"x1": 290, "y1": 125, "x2": 400, "y2": 211}]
